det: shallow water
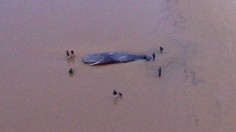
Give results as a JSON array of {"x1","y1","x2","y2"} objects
[{"x1": 1, "y1": 0, "x2": 236, "y2": 131}]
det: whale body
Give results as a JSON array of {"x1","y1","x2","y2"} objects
[{"x1": 83, "y1": 52, "x2": 152, "y2": 66}]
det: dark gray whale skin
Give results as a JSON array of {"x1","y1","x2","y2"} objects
[{"x1": 83, "y1": 52, "x2": 152, "y2": 66}]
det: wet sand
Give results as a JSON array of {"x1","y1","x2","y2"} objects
[{"x1": 1, "y1": 0, "x2": 236, "y2": 131}]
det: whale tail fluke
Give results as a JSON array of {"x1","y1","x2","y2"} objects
[{"x1": 145, "y1": 55, "x2": 152, "y2": 61}]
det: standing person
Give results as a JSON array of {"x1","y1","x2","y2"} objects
[
  {"x1": 152, "y1": 53, "x2": 155, "y2": 61},
  {"x1": 158, "y1": 67, "x2": 162, "y2": 77},
  {"x1": 119, "y1": 92, "x2": 122, "y2": 97},
  {"x1": 160, "y1": 47, "x2": 164, "y2": 53},
  {"x1": 69, "y1": 68, "x2": 74, "y2": 75},
  {"x1": 71, "y1": 50, "x2": 75, "y2": 58},
  {"x1": 113, "y1": 90, "x2": 118, "y2": 98},
  {"x1": 66, "y1": 50, "x2": 70, "y2": 59}
]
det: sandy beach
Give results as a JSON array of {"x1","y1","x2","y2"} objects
[{"x1": 1, "y1": 0, "x2": 236, "y2": 131}]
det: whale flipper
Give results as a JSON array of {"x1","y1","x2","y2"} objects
[{"x1": 90, "y1": 59, "x2": 102, "y2": 66}]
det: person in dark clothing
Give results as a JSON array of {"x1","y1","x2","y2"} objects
[
  {"x1": 71, "y1": 50, "x2": 74, "y2": 58},
  {"x1": 66, "y1": 50, "x2": 70, "y2": 59},
  {"x1": 158, "y1": 67, "x2": 162, "y2": 77},
  {"x1": 69, "y1": 68, "x2": 74, "y2": 75},
  {"x1": 152, "y1": 53, "x2": 155, "y2": 61},
  {"x1": 160, "y1": 47, "x2": 164, "y2": 53},
  {"x1": 113, "y1": 90, "x2": 118, "y2": 98}
]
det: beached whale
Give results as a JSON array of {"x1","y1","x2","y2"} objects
[{"x1": 83, "y1": 52, "x2": 152, "y2": 66}]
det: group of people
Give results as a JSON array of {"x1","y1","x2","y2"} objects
[
  {"x1": 112, "y1": 46, "x2": 164, "y2": 99},
  {"x1": 66, "y1": 50, "x2": 75, "y2": 60},
  {"x1": 151, "y1": 46, "x2": 164, "y2": 61},
  {"x1": 66, "y1": 46, "x2": 164, "y2": 99},
  {"x1": 152, "y1": 46, "x2": 163, "y2": 77},
  {"x1": 113, "y1": 90, "x2": 122, "y2": 98}
]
